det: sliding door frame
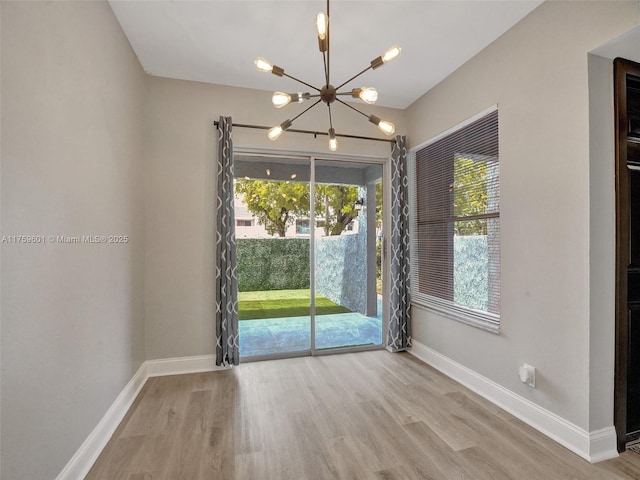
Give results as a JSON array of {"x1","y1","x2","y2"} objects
[
  {"x1": 235, "y1": 146, "x2": 390, "y2": 361},
  {"x1": 310, "y1": 155, "x2": 316, "y2": 357}
]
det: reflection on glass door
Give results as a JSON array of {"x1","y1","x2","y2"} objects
[
  {"x1": 234, "y1": 156, "x2": 312, "y2": 358},
  {"x1": 313, "y1": 159, "x2": 384, "y2": 351}
]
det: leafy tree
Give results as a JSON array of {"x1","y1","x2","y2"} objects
[
  {"x1": 453, "y1": 156, "x2": 488, "y2": 235},
  {"x1": 315, "y1": 185, "x2": 359, "y2": 236},
  {"x1": 235, "y1": 180, "x2": 369, "y2": 237},
  {"x1": 234, "y1": 180, "x2": 309, "y2": 237}
]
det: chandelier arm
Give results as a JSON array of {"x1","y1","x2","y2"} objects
[
  {"x1": 322, "y1": 52, "x2": 329, "y2": 87},
  {"x1": 290, "y1": 99, "x2": 323, "y2": 123},
  {"x1": 328, "y1": 103, "x2": 334, "y2": 130},
  {"x1": 336, "y1": 98, "x2": 370, "y2": 119},
  {"x1": 282, "y1": 72, "x2": 322, "y2": 92},
  {"x1": 335, "y1": 65, "x2": 373, "y2": 91}
]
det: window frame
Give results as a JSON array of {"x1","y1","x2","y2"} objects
[{"x1": 409, "y1": 105, "x2": 501, "y2": 334}]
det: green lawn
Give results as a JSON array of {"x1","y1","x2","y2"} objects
[{"x1": 238, "y1": 289, "x2": 351, "y2": 320}]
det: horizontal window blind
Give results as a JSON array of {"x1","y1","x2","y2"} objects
[{"x1": 411, "y1": 109, "x2": 500, "y2": 329}]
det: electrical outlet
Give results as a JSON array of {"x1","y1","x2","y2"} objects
[{"x1": 519, "y1": 364, "x2": 536, "y2": 388}]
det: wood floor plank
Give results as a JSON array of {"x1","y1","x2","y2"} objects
[
  {"x1": 84, "y1": 351, "x2": 640, "y2": 480},
  {"x1": 126, "y1": 434, "x2": 175, "y2": 480},
  {"x1": 325, "y1": 435, "x2": 372, "y2": 480},
  {"x1": 201, "y1": 374, "x2": 236, "y2": 478},
  {"x1": 120, "y1": 377, "x2": 168, "y2": 438},
  {"x1": 504, "y1": 416, "x2": 618, "y2": 480},
  {"x1": 403, "y1": 421, "x2": 475, "y2": 480},
  {"x1": 85, "y1": 435, "x2": 145, "y2": 479},
  {"x1": 594, "y1": 452, "x2": 640, "y2": 480},
  {"x1": 441, "y1": 392, "x2": 555, "y2": 480},
  {"x1": 128, "y1": 474, "x2": 152, "y2": 480},
  {"x1": 456, "y1": 445, "x2": 515, "y2": 480}
]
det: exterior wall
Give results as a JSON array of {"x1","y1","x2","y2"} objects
[
  {"x1": 0, "y1": 2, "x2": 146, "y2": 479},
  {"x1": 406, "y1": 0, "x2": 639, "y2": 431},
  {"x1": 315, "y1": 211, "x2": 367, "y2": 314}
]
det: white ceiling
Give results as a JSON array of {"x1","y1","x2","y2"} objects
[{"x1": 109, "y1": 0, "x2": 543, "y2": 109}]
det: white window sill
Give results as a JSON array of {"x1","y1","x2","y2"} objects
[{"x1": 411, "y1": 297, "x2": 500, "y2": 335}]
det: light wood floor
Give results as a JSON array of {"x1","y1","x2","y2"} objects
[{"x1": 85, "y1": 351, "x2": 640, "y2": 480}]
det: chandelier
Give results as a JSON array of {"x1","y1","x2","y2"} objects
[{"x1": 254, "y1": 0, "x2": 401, "y2": 151}]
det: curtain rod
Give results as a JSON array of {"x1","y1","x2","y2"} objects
[{"x1": 213, "y1": 121, "x2": 396, "y2": 144}]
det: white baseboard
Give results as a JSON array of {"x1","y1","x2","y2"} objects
[
  {"x1": 55, "y1": 354, "x2": 228, "y2": 480},
  {"x1": 146, "y1": 354, "x2": 229, "y2": 377},
  {"x1": 588, "y1": 426, "x2": 618, "y2": 463},
  {"x1": 54, "y1": 363, "x2": 148, "y2": 480},
  {"x1": 408, "y1": 340, "x2": 618, "y2": 464}
]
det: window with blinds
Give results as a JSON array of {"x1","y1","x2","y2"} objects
[{"x1": 411, "y1": 108, "x2": 500, "y2": 332}]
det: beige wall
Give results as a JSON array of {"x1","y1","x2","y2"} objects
[
  {"x1": 1, "y1": 2, "x2": 146, "y2": 479},
  {"x1": 144, "y1": 76, "x2": 405, "y2": 360},
  {"x1": 3, "y1": 0, "x2": 639, "y2": 477},
  {"x1": 0, "y1": 1, "x2": 3, "y2": 476},
  {"x1": 406, "y1": 0, "x2": 639, "y2": 431},
  {"x1": 588, "y1": 52, "x2": 617, "y2": 432}
]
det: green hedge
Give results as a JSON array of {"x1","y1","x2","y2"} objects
[{"x1": 237, "y1": 238, "x2": 310, "y2": 291}]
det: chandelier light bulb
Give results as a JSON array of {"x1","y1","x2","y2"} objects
[
  {"x1": 377, "y1": 120, "x2": 395, "y2": 136},
  {"x1": 368, "y1": 115, "x2": 395, "y2": 136},
  {"x1": 267, "y1": 119, "x2": 292, "y2": 141},
  {"x1": 382, "y1": 45, "x2": 402, "y2": 64},
  {"x1": 370, "y1": 45, "x2": 402, "y2": 69},
  {"x1": 272, "y1": 92, "x2": 292, "y2": 108},
  {"x1": 352, "y1": 87, "x2": 378, "y2": 104},
  {"x1": 254, "y1": 57, "x2": 274, "y2": 73},
  {"x1": 316, "y1": 12, "x2": 329, "y2": 51},
  {"x1": 328, "y1": 128, "x2": 338, "y2": 151},
  {"x1": 316, "y1": 12, "x2": 328, "y2": 39},
  {"x1": 267, "y1": 126, "x2": 283, "y2": 140},
  {"x1": 359, "y1": 87, "x2": 378, "y2": 104}
]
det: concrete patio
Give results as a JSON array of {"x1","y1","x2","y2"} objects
[{"x1": 239, "y1": 298, "x2": 383, "y2": 357}]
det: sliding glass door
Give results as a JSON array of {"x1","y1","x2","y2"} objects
[
  {"x1": 313, "y1": 159, "x2": 383, "y2": 352},
  {"x1": 234, "y1": 156, "x2": 312, "y2": 359},
  {"x1": 234, "y1": 153, "x2": 385, "y2": 360}
]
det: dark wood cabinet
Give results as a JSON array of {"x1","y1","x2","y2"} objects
[{"x1": 615, "y1": 58, "x2": 640, "y2": 450}]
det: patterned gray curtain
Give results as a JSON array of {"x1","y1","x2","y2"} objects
[
  {"x1": 388, "y1": 135, "x2": 412, "y2": 352},
  {"x1": 215, "y1": 116, "x2": 239, "y2": 366}
]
